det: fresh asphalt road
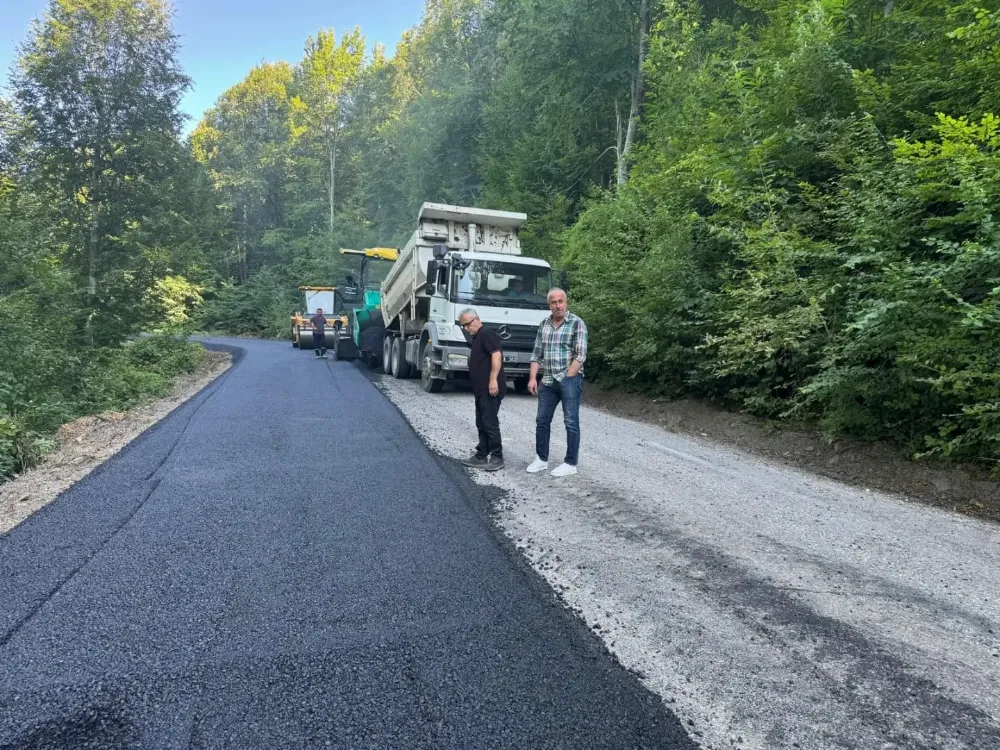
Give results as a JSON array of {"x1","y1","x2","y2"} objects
[{"x1": 0, "y1": 339, "x2": 694, "y2": 749}]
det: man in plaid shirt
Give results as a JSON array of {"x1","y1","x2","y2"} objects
[{"x1": 526, "y1": 288, "x2": 588, "y2": 477}]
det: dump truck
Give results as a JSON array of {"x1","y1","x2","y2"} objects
[
  {"x1": 379, "y1": 202, "x2": 555, "y2": 393},
  {"x1": 290, "y1": 287, "x2": 347, "y2": 350},
  {"x1": 333, "y1": 248, "x2": 399, "y2": 365}
]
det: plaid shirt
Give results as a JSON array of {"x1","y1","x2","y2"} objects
[{"x1": 531, "y1": 312, "x2": 588, "y2": 385}]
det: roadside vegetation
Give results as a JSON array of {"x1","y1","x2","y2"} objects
[
  {"x1": 3, "y1": 0, "x2": 999, "y2": 479},
  {"x1": 0, "y1": 0, "x2": 208, "y2": 479}
]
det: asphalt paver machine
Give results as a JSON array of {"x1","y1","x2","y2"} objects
[{"x1": 333, "y1": 248, "x2": 399, "y2": 364}]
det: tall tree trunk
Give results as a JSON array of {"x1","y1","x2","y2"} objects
[
  {"x1": 237, "y1": 235, "x2": 248, "y2": 283},
  {"x1": 615, "y1": 99, "x2": 625, "y2": 186},
  {"x1": 88, "y1": 206, "x2": 99, "y2": 301},
  {"x1": 618, "y1": 0, "x2": 651, "y2": 185},
  {"x1": 327, "y1": 123, "x2": 338, "y2": 235},
  {"x1": 236, "y1": 205, "x2": 248, "y2": 283},
  {"x1": 86, "y1": 157, "x2": 100, "y2": 346}
]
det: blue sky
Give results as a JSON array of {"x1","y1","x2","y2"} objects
[{"x1": 0, "y1": 0, "x2": 426, "y2": 132}]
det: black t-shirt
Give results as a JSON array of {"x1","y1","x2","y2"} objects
[{"x1": 468, "y1": 327, "x2": 507, "y2": 397}]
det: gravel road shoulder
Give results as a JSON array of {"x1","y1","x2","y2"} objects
[
  {"x1": 376, "y1": 374, "x2": 1000, "y2": 750},
  {"x1": 0, "y1": 349, "x2": 231, "y2": 535},
  {"x1": 586, "y1": 387, "x2": 1000, "y2": 523}
]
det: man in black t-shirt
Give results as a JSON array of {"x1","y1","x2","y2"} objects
[
  {"x1": 310, "y1": 308, "x2": 327, "y2": 358},
  {"x1": 458, "y1": 308, "x2": 506, "y2": 471}
]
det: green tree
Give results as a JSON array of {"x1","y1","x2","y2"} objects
[
  {"x1": 12, "y1": 0, "x2": 189, "y2": 345},
  {"x1": 192, "y1": 62, "x2": 295, "y2": 281},
  {"x1": 292, "y1": 28, "x2": 366, "y2": 236},
  {"x1": 345, "y1": 45, "x2": 411, "y2": 244},
  {"x1": 476, "y1": 0, "x2": 657, "y2": 257},
  {"x1": 180, "y1": 0, "x2": 1000, "y2": 470}
]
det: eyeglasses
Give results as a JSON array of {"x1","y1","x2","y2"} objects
[{"x1": 458, "y1": 318, "x2": 478, "y2": 329}]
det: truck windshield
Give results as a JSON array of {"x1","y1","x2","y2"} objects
[{"x1": 452, "y1": 261, "x2": 552, "y2": 309}]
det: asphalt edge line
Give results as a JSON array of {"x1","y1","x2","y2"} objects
[
  {"x1": 355, "y1": 365, "x2": 694, "y2": 742},
  {"x1": 0, "y1": 343, "x2": 247, "y2": 647},
  {"x1": 142, "y1": 342, "x2": 246, "y2": 481}
]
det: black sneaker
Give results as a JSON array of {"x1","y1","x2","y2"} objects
[
  {"x1": 462, "y1": 454, "x2": 489, "y2": 467},
  {"x1": 484, "y1": 456, "x2": 505, "y2": 471}
]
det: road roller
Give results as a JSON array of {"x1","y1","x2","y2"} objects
[{"x1": 290, "y1": 287, "x2": 348, "y2": 350}]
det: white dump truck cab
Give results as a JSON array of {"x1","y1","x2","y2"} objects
[
  {"x1": 379, "y1": 202, "x2": 556, "y2": 393},
  {"x1": 423, "y1": 247, "x2": 553, "y2": 390}
]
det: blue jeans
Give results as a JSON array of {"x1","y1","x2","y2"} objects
[{"x1": 536, "y1": 376, "x2": 582, "y2": 466}]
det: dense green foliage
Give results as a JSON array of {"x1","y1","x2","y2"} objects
[
  {"x1": 0, "y1": 0, "x2": 207, "y2": 479},
  {"x1": 5, "y1": 0, "x2": 1000, "y2": 475},
  {"x1": 571, "y1": 0, "x2": 1000, "y2": 470},
  {"x1": 189, "y1": 0, "x2": 1000, "y2": 470},
  {"x1": 0, "y1": 324, "x2": 205, "y2": 478}
]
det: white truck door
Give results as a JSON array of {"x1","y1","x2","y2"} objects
[{"x1": 429, "y1": 268, "x2": 451, "y2": 331}]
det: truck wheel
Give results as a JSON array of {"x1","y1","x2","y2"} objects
[
  {"x1": 421, "y1": 344, "x2": 444, "y2": 393},
  {"x1": 383, "y1": 336, "x2": 393, "y2": 373},
  {"x1": 391, "y1": 338, "x2": 407, "y2": 379}
]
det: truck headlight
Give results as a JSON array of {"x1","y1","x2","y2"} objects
[{"x1": 447, "y1": 354, "x2": 468, "y2": 367}]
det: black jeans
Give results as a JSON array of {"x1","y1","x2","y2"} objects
[{"x1": 474, "y1": 393, "x2": 503, "y2": 459}]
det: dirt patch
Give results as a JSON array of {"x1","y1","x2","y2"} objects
[
  {"x1": 0, "y1": 350, "x2": 232, "y2": 535},
  {"x1": 586, "y1": 385, "x2": 1000, "y2": 524}
]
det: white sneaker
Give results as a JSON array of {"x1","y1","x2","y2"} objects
[
  {"x1": 526, "y1": 457, "x2": 549, "y2": 473},
  {"x1": 550, "y1": 463, "x2": 578, "y2": 478}
]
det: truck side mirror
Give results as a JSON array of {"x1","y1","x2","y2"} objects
[{"x1": 426, "y1": 260, "x2": 438, "y2": 295}]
